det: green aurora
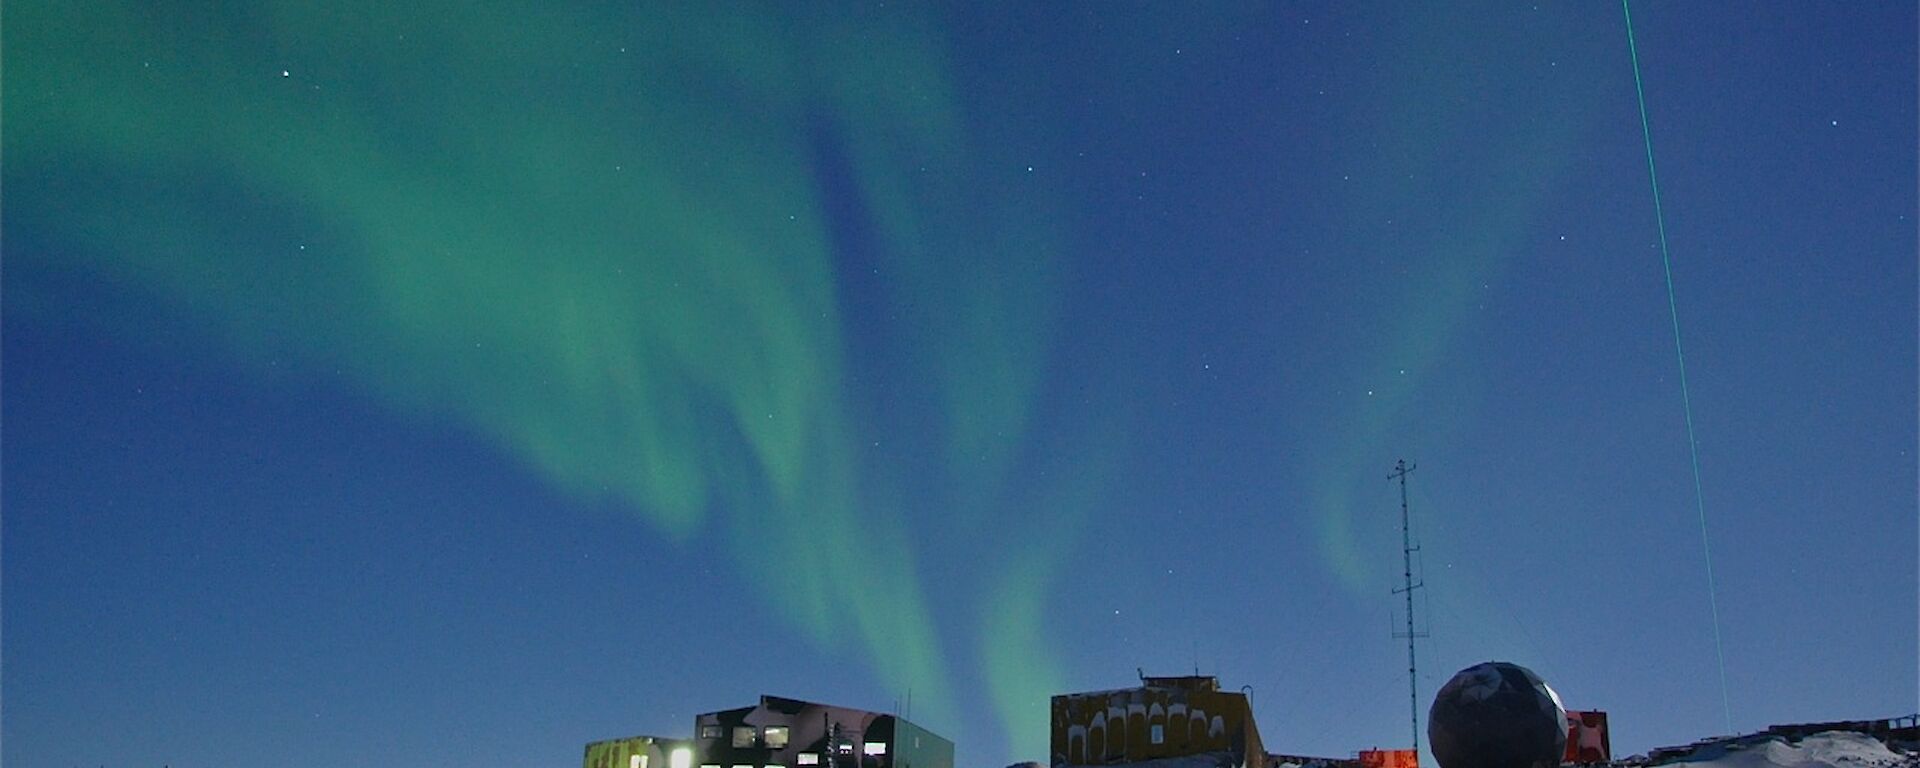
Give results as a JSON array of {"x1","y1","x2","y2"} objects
[
  {"x1": 1305, "y1": 5, "x2": 1611, "y2": 597},
  {"x1": 7, "y1": 0, "x2": 1067, "y2": 749},
  {"x1": 10, "y1": 0, "x2": 1620, "y2": 757}
]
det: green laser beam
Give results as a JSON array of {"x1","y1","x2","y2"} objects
[{"x1": 1622, "y1": 0, "x2": 1734, "y2": 735}]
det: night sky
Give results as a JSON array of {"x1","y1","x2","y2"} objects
[{"x1": 4, "y1": 3, "x2": 1914, "y2": 768}]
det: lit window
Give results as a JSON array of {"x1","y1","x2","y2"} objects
[
  {"x1": 702, "y1": 725, "x2": 724, "y2": 739},
  {"x1": 766, "y1": 726, "x2": 791, "y2": 749},
  {"x1": 864, "y1": 743, "x2": 888, "y2": 757},
  {"x1": 1151, "y1": 725, "x2": 1164, "y2": 745},
  {"x1": 673, "y1": 749, "x2": 693, "y2": 768},
  {"x1": 799, "y1": 755, "x2": 820, "y2": 766},
  {"x1": 734, "y1": 728, "x2": 759, "y2": 748}
]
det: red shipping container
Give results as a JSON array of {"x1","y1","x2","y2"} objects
[
  {"x1": 1359, "y1": 749, "x2": 1417, "y2": 768},
  {"x1": 1563, "y1": 711, "x2": 1611, "y2": 764}
]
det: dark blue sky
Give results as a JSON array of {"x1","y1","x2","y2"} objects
[{"x1": 5, "y1": 3, "x2": 1915, "y2": 767}]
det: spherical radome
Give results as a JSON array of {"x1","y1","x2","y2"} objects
[{"x1": 1428, "y1": 662, "x2": 1567, "y2": 768}]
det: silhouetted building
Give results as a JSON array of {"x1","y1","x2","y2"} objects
[
  {"x1": 695, "y1": 695, "x2": 953, "y2": 768},
  {"x1": 1267, "y1": 754, "x2": 1357, "y2": 768}
]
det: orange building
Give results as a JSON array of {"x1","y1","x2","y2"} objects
[
  {"x1": 1356, "y1": 749, "x2": 1416, "y2": 768},
  {"x1": 1051, "y1": 675, "x2": 1266, "y2": 768}
]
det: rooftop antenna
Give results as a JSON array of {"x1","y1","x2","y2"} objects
[{"x1": 1389, "y1": 459, "x2": 1429, "y2": 756}]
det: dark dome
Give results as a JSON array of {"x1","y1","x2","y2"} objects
[{"x1": 1428, "y1": 662, "x2": 1566, "y2": 768}]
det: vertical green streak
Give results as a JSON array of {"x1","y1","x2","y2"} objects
[
  {"x1": 1305, "y1": 1, "x2": 1591, "y2": 596},
  {"x1": 975, "y1": 429, "x2": 1114, "y2": 760},
  {"x1": 980, "y1": 557, "x2": 1064, "y2": 760},
  {"x1": 1620, "y1": 0, "x2": 1734, "y2": 735}
]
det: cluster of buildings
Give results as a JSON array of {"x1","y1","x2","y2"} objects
[
  {"x1": 586, "y1": 673, "x2": 1613, "y2": 768},
  {"x1": 585, "y1": 695, "x2": 954, "y2": 768}
]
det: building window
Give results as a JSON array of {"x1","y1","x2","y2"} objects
[
  {"x1": 733, "y1": 728, "x2": 758, "y2": 748},
  {"x1": 672, "y1": 749, "x2": 693, "y2": 768},
  {"x1": 798, "y1": 755, "x2": 820, "y2": 766},
  {"x1": 765, "y1": 726, "x2": 791, "y2": 749},
  {"x1": 702, "y1": 725, "x2": 724, "y2": 740},
  {"x1": 633, "y1": 756, "x2": 647, "y2": 768},
  {"x1": 1151, "y1": 725, "x2": 1164, "y2": 745},
  {"x1": 864, "y1": 743, "x2": 888, "y2": 757}
]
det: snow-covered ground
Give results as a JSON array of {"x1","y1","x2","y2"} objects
[{"x1": 1653, "y1": 732, "x2": 1917, "y2": 768}]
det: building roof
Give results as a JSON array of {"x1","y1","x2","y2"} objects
[
  {"x1": 1056, "y1": 675, "x2": 1232, "y2": 700},
  {"x1": 1140, "y1": 676, "x2": 1221, "y2": 692}
]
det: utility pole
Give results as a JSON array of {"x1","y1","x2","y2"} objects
[{"x1": 1389, "y1": 459, "x2": 1429, "y2": 758}]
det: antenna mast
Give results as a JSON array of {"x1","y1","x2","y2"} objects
[{"x1": 1389, "y1": 459, "x2": 1429, "y2": 756}]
